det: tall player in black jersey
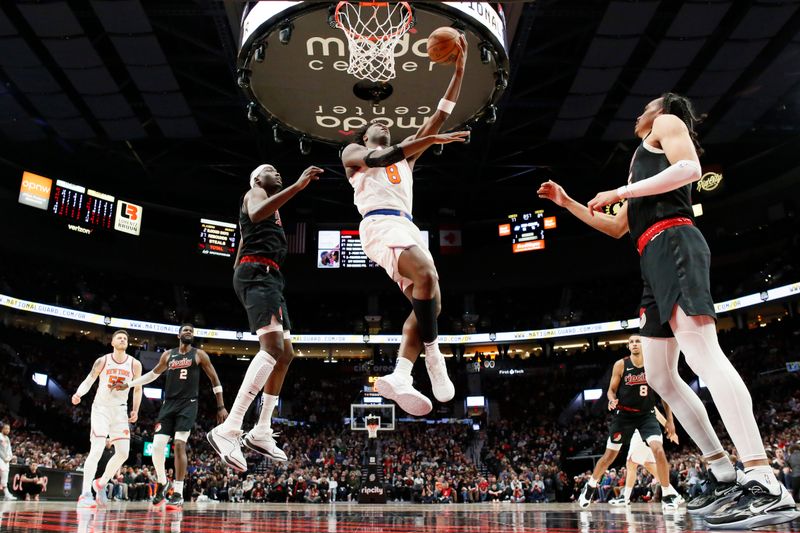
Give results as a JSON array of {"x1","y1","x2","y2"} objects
[
  {"x1": 577, "y1": 335, "x2": 681, "y2": 511},
  {"x1": 120, "y1": 324, "x2": 226, "y2": 509},
  {"x1": 539, "y1": 93, "x2": 798, "y2": 528},
  {"x1": 207, "y1": 163, "x2": 322, "y2": 473}
]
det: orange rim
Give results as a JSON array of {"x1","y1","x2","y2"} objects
[{"x1": 334, "y1": 1, "x2": 412, "y2": 42}]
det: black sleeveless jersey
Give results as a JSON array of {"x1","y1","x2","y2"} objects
[
  {"x1": 617, "y1": 357, "x2": 655, "y2": 413},
  {"x1": 164, "y1": 348, "x2": 200, "y2": 400},
  {"x1": 238, "y1": 195, "x2": 287, "y2": 266},
  {"x1": 627, "y1": 137, "x2": 694, "y2": 244}
]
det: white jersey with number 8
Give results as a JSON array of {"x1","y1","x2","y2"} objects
[{"x1": 349, "y1": 159, "x2": 414, "y2": 216}]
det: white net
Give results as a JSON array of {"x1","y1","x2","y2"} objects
[{"x1": 334, "y1": 1, "x2": 413, "y2": 82}]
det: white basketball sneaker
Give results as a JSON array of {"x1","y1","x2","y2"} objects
[
  {"x1": 243, "y1": 427, "x2": 288, "y2": 462},
  {"x1": 424, "y1": 347, "x2": 455, "y2": 402},
  {"x1": 207, "y1": 425, "x2": 247, "y2": 472},
  {"x1": 77, "y1": 493, "x2": 96, "y2": 509},
  {"x1": 375, "y1": 372, "x2": 432, "y2": 416}
]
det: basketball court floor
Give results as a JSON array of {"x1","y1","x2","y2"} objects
[{"x1": 1, "y1": 502, "x2": 799, "y2": 533}]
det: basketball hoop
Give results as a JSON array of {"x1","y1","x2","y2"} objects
[
  {"x1": 333, "y1": 1, "x2": 413, "y2": 82},
  {"x1": 365, "y1": 414, "x2": 381, "y2": 439}
]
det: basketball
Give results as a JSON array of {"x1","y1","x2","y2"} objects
[{"x1": 427, "y1": 27, "x2": 461, "y2": 64}]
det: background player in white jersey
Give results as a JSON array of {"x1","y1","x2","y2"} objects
[
  {"x1": 71, "y1": 330, "x2": 142, "y2": 508},
  {"x1": 340, "y1": 35, "x2": 470, "y2": 416},
  {"x1": 0, "y1": 424, "x2": 16, "y2": 500}
]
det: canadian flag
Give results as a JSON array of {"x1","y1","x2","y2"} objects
[{"x1": 439, "y1": 226, "x2": 462, "y2": 255}]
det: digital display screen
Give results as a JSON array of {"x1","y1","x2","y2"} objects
[
  {"x1": 51, "y1": 180, "x2": 115, "y2": 230},
  {"x1": 318, "y1": 229, "x2": 429, "y2": 268},
  {"x1": 500, "y1": 211, "x2": 556, "y2": 253},
  {"x1": 199, "y1": 218, "x2": 237, "y2": 257},
  {"x1": 143, "y1": 441, "x2": 171, "y2": 458}
]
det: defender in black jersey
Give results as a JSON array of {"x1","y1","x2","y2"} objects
[
  {"x1": 539, "y1": 94, "x2": 797, "y2": 528},
  {"x1": 120, "y1": 324, "x2": 226, "y2": 509},
  {"x1": 207, "y1": 163, "x2": 323, "y2": 473},
  {"x1": 576, "y1": 335, "x2": 679, "y2": 511}
]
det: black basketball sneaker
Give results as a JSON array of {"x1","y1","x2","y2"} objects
[
  {"x1": 578, "y1": 482, "x2": 597, "y2": 509},
  {"x1": 687, "y1": 471, "x2": 742, "y2": 515},
  {"x1": 705, "y1": 480, "x2": 799, "y2": 530}
]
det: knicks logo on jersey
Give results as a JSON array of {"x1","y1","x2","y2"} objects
[{"x1": 168, "y1": 358, "x2": 193, "y2": 370}]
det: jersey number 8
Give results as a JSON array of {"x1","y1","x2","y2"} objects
[
  {"x1": 386, "y1": 164, "x2": 401, "y2": 184},
  {"x1": 639, "y1": 385, "x2": 648, "y2": 397}
]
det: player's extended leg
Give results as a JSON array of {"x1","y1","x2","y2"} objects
[
  {"x1": 166, "y1": 432, "x2": 190, "y2": 509},
  {"x1": 208, "y1": 317, "x2": 283, "y2": 472},
  {"x1": 578, "y1": 447, "x2": 619, "y2": 508},
  {"x1": 78, "y1": 436, "x2": 106, "y2": 508},
  {"x1": 244, "y1": 335, "x2": 293, "y2": 462},
  {"x1": 669, "y1": 306, "x2": 799, "y2": 527},
  {"x1": 647, "y1": 440, "x2": 680, "y2": 510},
  {"x1": 94, "y1": 438, "x2": 130, "y2": 505},
  {"x1": 396, "y1": 246, "x2": 454, "y2": 403},
  {"x1": 150, "y1": 433, "x2": 170, "y2": 508}
]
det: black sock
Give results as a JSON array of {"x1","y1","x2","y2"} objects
[{"x1": 412, "y1": 297, "x2": 438, "y2": 344}]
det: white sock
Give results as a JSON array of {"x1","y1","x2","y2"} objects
[
  {"x1": 82, "y1": 438, "x2": 105, "y2": 494},
  {"x1": 622, "y1": 487, "x2": 632, "y2": 499},
  {"x1": 223, "y1": 351, "x2": 276, "y2": 432},
  {"x1": 662, "y1": 484, "x2": 677, "y2": 496},
  {"x1": 256, "y1": 393, "x2": 279, "y2": 430},
  {"x1": 709, "y1": 456, "x2": 737, "y2": 483},
  {"x1": 640, "y1": 336, "x2": 725, "y2": 457},
  {"x1": 394, "y1": 356, "x2": 414, "y2": 377},
  {"x1": 173, "y1": 480, "x2": 184, "y2": 494},
  {"x1": 745, "y1": 466, "x2": 781, "y2": 495},
  {"x1": 423, "y1": 340, "x2": 440, "y2": 357},
  {"x1": 670, "y1": 307, "x2": 767, "y2": 463},
  {"x1": 151, "y1": 434, "x2": 169, "y2": 485},
  {"x1": 588, "y1": 478, "x2": 598, "y2": 488}
]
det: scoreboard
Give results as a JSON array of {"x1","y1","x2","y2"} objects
[
  {"x1": 199, "y1": 218, "x2": 237, "y2": 257},
  {"x1": 498, "y1": 210, "x2": 556, "y2": 253},
  {"x1": 51, "y1": 180, "x2": 115, "y2": 230},
  {"x1": 318, "y1": 229, "x2": 429, "y2": 268}
]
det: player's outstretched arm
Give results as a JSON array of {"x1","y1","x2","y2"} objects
[
  {"x1": 607, "y1": 359, "x2": 624, "y2": 410},
  {"x1": 71, "y1": 356, "x2": 105, "y2": 405},
  {"x1": 537, "y1": 180, "x2": 629, "y2": 238},
  {"x1": 247, "y1": 166, "x2": 323, "y2": 223},
  {"x1": 118, "y1": 351, "x2": 169, "y2": 390},
  {"x1": 407, "y1": 34, "x2": 468, "y2": 152},
  {"x1": 341, "y1": 132, "x2": 469, "y2": 171},
  {"x1": 130, "y1": 359, "x2": 142, "y2": 423},
  {"x1": 197, "y1": 349, "x2": 228, "y2": 423}
]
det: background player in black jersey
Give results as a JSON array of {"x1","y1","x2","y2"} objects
[
  {"x1": 577, "y1": 335, "x2": 681, "y2": 511},
  {"x1": 539, "y1": 93, "x2": 798, "y2": 529},
  {"x1": 207, "y1": 163, "x2": 322, "y2": 472},
  {"x1": 119, "y1": 324, "x2": 226, "y2": 509}
]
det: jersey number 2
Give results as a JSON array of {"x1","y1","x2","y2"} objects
[
  {"x1": 386, "y1": 164, "x2": 401, "y2": 184},
  {"x1": 639, "y1": 385, "x2": 648, "y2": 397},
  {"x1": 179, "y1": 369, "x2": 188, "y2": 380}
]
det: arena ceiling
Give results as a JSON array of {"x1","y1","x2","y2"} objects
[{"x1": 1, "y1": 0, "x2": 799, "y2": 227}]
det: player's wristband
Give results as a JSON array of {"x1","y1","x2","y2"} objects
[
  {"x1": 616, "y1": 185, "x2": 629, "y2": 199},
  {"x1": 212, "y1": 385, "x2": 223, "y2": 394},
  {"x1": 438, "y1": 98, "x2": 455, "y2": 114}
]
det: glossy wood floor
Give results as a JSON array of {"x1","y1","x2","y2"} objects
[{"x1": 1, "y1": 501, "x2": 799, "y2": 533}]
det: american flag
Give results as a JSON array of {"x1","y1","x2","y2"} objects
[{"x1": 286, "y1": 222, "x2": 306, "y2": 254}]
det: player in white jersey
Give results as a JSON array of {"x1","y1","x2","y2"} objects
[
  {"x1": 71, "y1": 330, "x2": 142, "y2": 508},
  {"x1": 341, "y1": 35, "x2": 470, "y2": 416},
  {"x1": 0, "y1": 424, "x2": 16, "y2": 500}
]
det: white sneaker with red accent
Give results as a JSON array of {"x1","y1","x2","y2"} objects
[
  {"x1": 77, "y1": 493, "x2": 96, "y2": 509},
  {"x1": 92, "y1": 479, "x2": 108, "y2": 506},
  {"x1": 375, "y1": 372, "x2": 432, "y2": 416},
  {"x1": 425, "y1": 348, "x2": 455, "y2": 402},
  {"x1": 207, "y1": 425, "x2": 247, "y2": 472}
]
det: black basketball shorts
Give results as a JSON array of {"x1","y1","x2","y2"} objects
[
  {"x1": 638, "y1": 224, "x2": 716, "y2": 338},
  {"x1": 607, "y1": 411, "x2": 662, "y2": 450},
  {"x1": 233, "y1": 262, "x2": 291, "y2": 334},
  {"x1": 156, "y1": 398, "x2": 199, "y2": 436}
]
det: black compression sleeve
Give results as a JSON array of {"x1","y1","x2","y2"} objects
[{"x1": 363, "y1": 145, "x2": 405, "y2": 168}]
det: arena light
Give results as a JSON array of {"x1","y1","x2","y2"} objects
[
  {"x1": 362, "y1": 395, "x2": 383, "y2": 404},
  {"x1": 583, "y1": 389, "x2": 602, "y2": 401},
  {"x1": 466, "y1": 395, "x2": 485, "y2": 407},
  {"x1": 32, "y1": 372, "x2": 48, "y2": 386},
  {"x1": 143, "y1": 387, "x2": 162, "y2": 400}
]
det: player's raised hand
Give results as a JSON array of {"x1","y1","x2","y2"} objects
[
  {"x1": 455, "y1": 34, "x2": 467, "y2": 70},
  {"x1": 537, "y1": 180, "x2": 569, "y2": 207},
  {"x1": 432, "y1": 131, "x2": 470, "y2": 144},
  {"x1": 587, "y1": 189, "x2": 622, "y2": 216},
  {"x1": 71, "y1": 394, "x2": 81, "y2": 405},
  {"x1": 296, "y1": 166, "x2": 323, "y2": 190},
  {"x1": 129, "y1": 410, "x2": 138, "y2": 424}
]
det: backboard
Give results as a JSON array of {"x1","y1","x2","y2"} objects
[
  {"x1": 238, "y1": 2, "x2": 509, "y2": 145},
  {"x1": 350, "y1": 403, "x2": 395, "y2": 431}
]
